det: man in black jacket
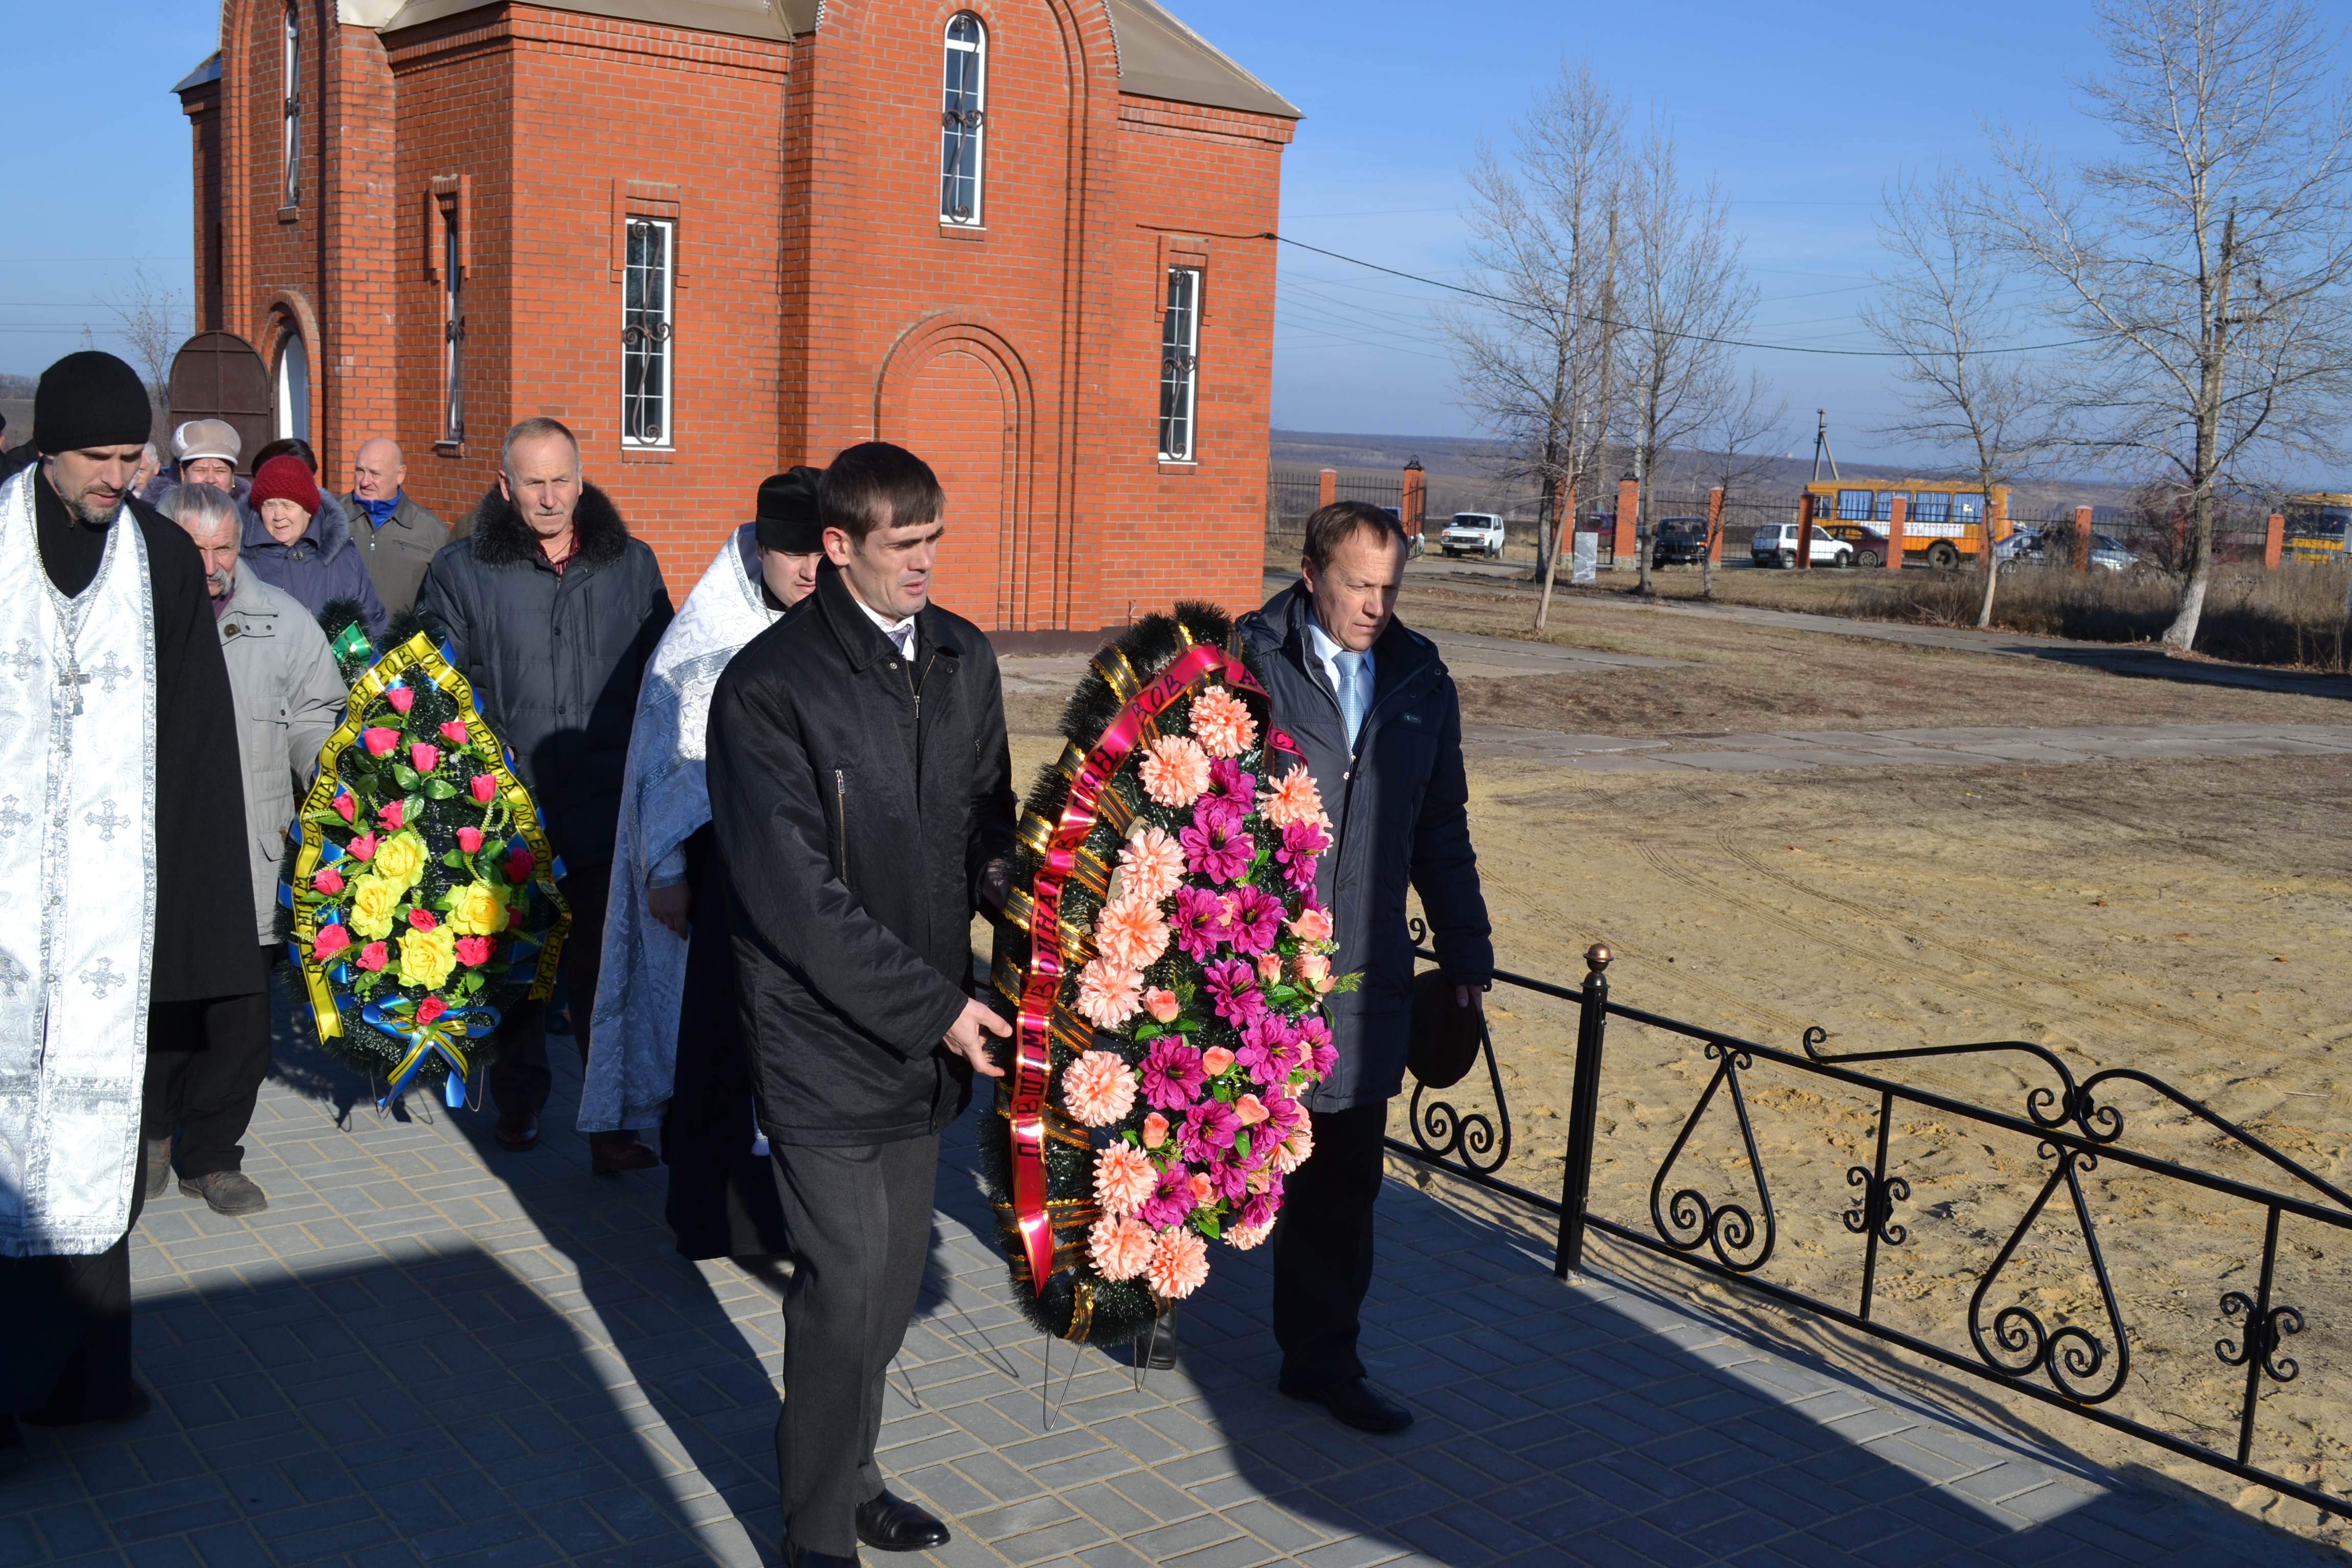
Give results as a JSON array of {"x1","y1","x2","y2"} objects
[
  {"x1": 415, "y1": 418, "x2": 672, "y2": 1166},
  {"x1": 1236, "y1": 501, "x2": 1494, "y2": 1435},
  {"x1": 707, "y1": 441, "x2": 1016, "y2": 1568}
]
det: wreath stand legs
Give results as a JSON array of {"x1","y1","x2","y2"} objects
[
  {"x1": 1131, "y1": 1304, "x2": 1178, "y2": 1391},
  {"x1": 1038, "y1": 1334, "x2": 1088, "y2": 1432}
]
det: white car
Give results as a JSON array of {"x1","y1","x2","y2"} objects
[
  {"x1": 1751, "y1": 521, "x2": 1860, "y2": 568},
  {"x1": 1441, "y1": 513, "x2": 1506, "y2": 559}
]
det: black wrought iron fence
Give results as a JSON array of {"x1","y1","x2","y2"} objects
[{"x1": 1393, "y1": 928, "x2": 2352, "y2": 1519}]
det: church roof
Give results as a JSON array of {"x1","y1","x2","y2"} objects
[
  {"x1": 173, "y1": 51, "x2": 222, "y2": 97},
  {"x1": 1101, "y1": 0, "x2": 1299, "y2": 120},
  {"x1": 343, "y1": 0, "x2": 1297, "y2": 119}
]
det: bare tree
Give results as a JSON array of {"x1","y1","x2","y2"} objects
[
  {"x1": 1617, "y1": 124, "x2": 1758, "y2": 595},
  {"x1": 1695, "y1": 368, "x2": 1785, "y2": 600},
  {"x1": 98, "y1": 262, "x2": 185, "y2": 412},
  {"x1": 1437, "y1": 58, "x2": 1626, "y2": 631},
  {"x1": 1986, "y1": 0, "x2": 2352, "y2": 650},
  {"x1": 1863, "y1": 167, "x2": 2059, "y2": 627}
]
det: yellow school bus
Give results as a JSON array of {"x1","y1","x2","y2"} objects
[
  {"x1": 2283, "y1": 494, "x2": 2351, "y2": 564},
  {"x1": 1802, "y1": 480, "x2": 2012, "y2": 568}
]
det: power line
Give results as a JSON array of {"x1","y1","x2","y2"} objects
[{"x1": 1266, "y1": 233, "x2": 2099, "y2": 360}]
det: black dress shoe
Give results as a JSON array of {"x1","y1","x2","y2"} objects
[
  {"x1": 855, "y1": 1490, "x2": 950, "y2": 1552},
  {"x1": 1136, "y1": 1308, "x2": 1178, "y2": 1371},
  {"x1": 1278, "y1": 1374, "x2": 1414, "y2": 1434},
  {"x1": 785, "y1": 1542, "x2": 862, "y2": 1568},
  {"x1": 494, "y1": 1111, "x2": 540, "y2": 1152}
]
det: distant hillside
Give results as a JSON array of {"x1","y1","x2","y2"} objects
[{"x1": 1270, "y1": 427, "x2": 2144, "y2": 521}]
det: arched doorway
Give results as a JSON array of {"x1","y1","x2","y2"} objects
[
  {"x1": 901, "y1": 350, "x2": 1007, "y2": 626},
  {"x1": 167, "y1": 330, "x2": 271, "y2": 472}
]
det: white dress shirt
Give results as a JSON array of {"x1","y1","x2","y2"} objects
[
  {"x1": 1303, "y1": 615, "x2": 1374, "y2": 706},
  {"x1": 855, "y1": 595, "x2": 917, "y2": 660}
]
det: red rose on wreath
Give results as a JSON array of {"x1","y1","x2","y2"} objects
[
  {"x1": 417, "y1": 996, "x2": 448, "y2": 1024},
  {"x1": 457, "y1": 826, "x2": 483, "y2": 853},
  {"x1": 349, "y1": 832, "x2": 378, "y2": 861},
  {"x1": 504, "y1": 848, "x2": 535, "y2": 885},
  {"x1": 356, "y1": 941, "x2": 388, "y2": 972},
  {"x1": 455, "y1": 935, "x2": 493, "y2": 967},
  {"x1": 408, "y1": 909, "x2": 437, "y2": 932},
  {"x1": 470, "y1": 775, "x2": 497, "y2": 804},
  {"x1": 362, "y1": 726, "x2": 400, "y2": 757},
  {"x1": 378, "y1": 801, "x2": 403, "y2": 830},
  {"x1": 313, "y1": 924, "x2": 350, "y2": 960},
  {"x1": 332, "y1": 792, "x2": 355, "y2": 823},
  {"x1": 313, "y1": 866, "x2": 344, "y2": 894},
  {"x1": 439, "y1": 720, "x2": 469, "y2": 746},
  {"x1": 386, "y1": 685, "x2": 414, "y2": 714},
  {"x1": 408, "y1": 743, "x2": 438, "y2": 773}
]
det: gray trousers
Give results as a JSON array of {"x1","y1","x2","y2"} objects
[{"x1": 770, "y1": 1133, "x2": 939, "y2": 1556}]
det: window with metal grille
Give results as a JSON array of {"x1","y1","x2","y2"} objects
[
  {"x1": 281, "y1": 6, "x2": 300, "y2": 208},
  {"x1": 1158, "y1": 267, "x2": 1202, "y2": 461},
  {"x1": 940, "y1": 15, "x2": 986, "y2": 226},
  {"x1": 622, "y1": 218, "x2": 674, "y2": 449},
  {"x1": 440, "y1": 201, "x2": 464, "y2": 443}
]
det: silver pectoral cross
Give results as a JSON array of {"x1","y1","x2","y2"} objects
[{"x1": 58, "y1": 660, "x2": 87, "y2": 717}]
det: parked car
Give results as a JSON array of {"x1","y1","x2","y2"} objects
[
  {"x1": 1650, "y1": 517, "x2": 1710, "y2": 566},
  {"x1": 1441, "y1": 512, "x2": 1506, "y2": 559},
  {"x1": 1378, "y1": 505, "x2": 1425, "y2": 559},
  {"x1": 1997, "y1": 527, "x2": 2140, "y2": 572},
  {"x1": 1751, "y1": 520, "x2": 1870, "y2": 568}
]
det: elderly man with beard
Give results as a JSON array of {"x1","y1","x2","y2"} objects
[
  {"x1": 583, "y1": 468, "x2": 825, "y2": 1260},
  {"x1": 141, "y1": 485, "x2": 346, "y2": 1217},
  {"x1": 0, "y1": 353, "x2": 254, "y2": 1463},
  {"x1": 418, "y1": 418, "x2": 672, "y2": 1167}
]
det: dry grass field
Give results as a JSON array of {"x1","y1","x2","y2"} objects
[{"x1": 1000, "y1": 578, "x2": 2352, "y2": 1551}]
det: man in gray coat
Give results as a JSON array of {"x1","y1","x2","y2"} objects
[
  {"x1": 344, "y1": 436, "x2": 448, "y2": 616},
  {"x1": 146, "y1": 484, "x2": 348, "y2": 1215},
  {"x1": 1236, "y1": 500, "x2": 1493, "y2": 1434}
]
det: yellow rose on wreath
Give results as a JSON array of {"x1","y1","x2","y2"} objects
[
  {"x1": 348, "y1": 874, "x2": 403, "y2": 941},
  {"x1": 371, "y1": 828, "x2": 430, "y2": 894},
  {"x1": 396, "y1": 923, "x2": 458, "y2": 990},
  {"x1": 447, "y1": 880, "x2": 509, "y2": 937}
]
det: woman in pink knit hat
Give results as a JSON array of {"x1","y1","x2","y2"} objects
[{"x1": 242, "y1": 452, "x2": 387, "y2": 637}]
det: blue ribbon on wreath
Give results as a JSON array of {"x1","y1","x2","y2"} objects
[{"x1": 364, "y1": 997, "x2": 502, "y2": 1112}]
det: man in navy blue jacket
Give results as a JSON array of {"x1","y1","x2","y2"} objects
[{"x1": 1237, "y1": 501, "x2": 1494, "y2": 1433}]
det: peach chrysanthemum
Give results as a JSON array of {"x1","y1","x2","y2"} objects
[
  {"x1": 1093, "y1": 1142, "x2": 1158, "y2": 1216},
  {"x1": 1188, "y1": 685, "x2": 1258, "y2": 759},
  {"x1": 1063, "y1": 1050, "x2": 1139, "y2": 1127},
  {"x1": 1260, "y1": 768, "x2": 1325, "y2": 828},
  {"x1": 1272, "y1": 1120, "x2": 1316, "y2": 1175},
  {"x1": 1225, "y1": 1216, "x2": 1275, "y2": 1251},
  {"x1": 1089, "y1": 1215, "x2": 1156, "y2": 1281},
  {"x1": 1117, "y1": 827, "x2": 1186, "y2": 905},
  {"x1": 1073, "y1": 957, "x2": 1144, "y2": 1028},
  {"x1": 1146, "y1": 1227, "x2": 1211, "y2": 1298},
  {"x1": 1092, "y1": 894, "x2": 1170, "y2": 973},
  {"x1": 1139, "y1": 735, "x2": 1211, "y2": 807}
]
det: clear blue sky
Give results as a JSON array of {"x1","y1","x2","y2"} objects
[{"x1": 13, "y1": 2, "x2": 2329, "y2": 467}]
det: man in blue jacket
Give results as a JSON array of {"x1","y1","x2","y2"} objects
[{"x1": 1237, "y1": 501, "x2": 1494, "y2": 1434}]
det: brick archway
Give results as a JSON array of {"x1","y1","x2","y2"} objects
[{"x1": 875, "y1": 314, "x2": 1034, "y2": 630}]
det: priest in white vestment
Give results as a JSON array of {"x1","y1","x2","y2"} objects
[
  {"x1": 582, "y1": 469, "x2": 823, "y2": 1258},
  {"x1": 0, "y1": 353, "x2": 257, "y2": 1460}
]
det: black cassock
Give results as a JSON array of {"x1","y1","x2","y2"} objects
[{"x1": 1, "y1": 477, "x2": 257, "y2": 1423}]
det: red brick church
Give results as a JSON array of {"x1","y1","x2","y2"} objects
[{"x1": 174, "y1": 0, "x2": 1296, "y2": 633}]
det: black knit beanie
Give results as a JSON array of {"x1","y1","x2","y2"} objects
[
  {"x1": 754, "y1": 466, "x2": 826, "y2": 553},
  {"x1": 34, "y1": 351, "x2": 152, "y2": 454}
]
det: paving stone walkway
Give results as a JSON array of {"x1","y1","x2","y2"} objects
[{"x1": 1, "y1": 994, "x2": 2335, "y2": 1568}]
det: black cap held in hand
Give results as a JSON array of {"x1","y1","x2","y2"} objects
[
  {"x1": 754, "y1": 466, "x2": 825, "y2": 554},
  {"x1": 34, "y1": 351, "x2": 152, "y2": 455}
]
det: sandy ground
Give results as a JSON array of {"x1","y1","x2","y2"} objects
[{"x1": 998, "y1": 583, "x2": 2352, "y2": 1551}]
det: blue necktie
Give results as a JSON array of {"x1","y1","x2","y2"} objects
[{"x1": 1334, "y1": 649, "x2": 1364, "y2": 750}]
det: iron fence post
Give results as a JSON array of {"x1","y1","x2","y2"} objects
[{"x1": 1555, "y1": 943, "x2": 1612, "y2": 1278}]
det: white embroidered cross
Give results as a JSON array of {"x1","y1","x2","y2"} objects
[
  {"x1": 0, "y1": 795, "x2": 27, "y2": 839},
  {"x1": 80, "y1": 957, "x2": 123, "y2": 999},
  {"x1": 0, "y1": 948, "x2": 26, "y2": 998},
  {"x1": 86, "y1": 651, "x2": 129, "y2": 695},
  {"x1": 4, "y1": 639, "x2": 35, "y2": 681},
  {"x1": 83, "y1": 801, "x2": 129, "y2": 842}
]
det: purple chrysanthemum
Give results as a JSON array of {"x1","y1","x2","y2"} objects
[
  {"x1": 1179, "y1": 1099, "x2": 1241, "y2": 1164},
  {"x1": 1136, "y1": 1165, "x2": 1196, "y2": 1229},
  {"x1": 1139, "y1": 1039, "x2": 1206, "y2": 1111},
  {"x1": 1203, "y1": 958, "x2": 1265, "y2": 1027},
  {"x1": 1275, "y1": 820, "x2": 1329, "y2": 891},
  {"x1": 1222, "y1": 885, "x2": 1283, "y2": 955},
  {"x1": 1208, "y1": 757, "x2": 1257, "y2": 815},
  {"x1": 1170, "y1": 885, "x2": 1228, "y2": 960},
  {"x1": 1179, "y1": 810, "x2": 1252, "y2": 885}
]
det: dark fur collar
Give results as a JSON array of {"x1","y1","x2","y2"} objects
[{"x1": 467, "y1": 479, "x2": 631, "y2": 569}]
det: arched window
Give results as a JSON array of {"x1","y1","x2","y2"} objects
[
  {"x1": 939, "y1": 14, "x2": 986, "y2": 226},
  {"x1": 275, "y1": 327, "x2": 309, "y2": 442},
  {"x1": 281, "y1": 5, "x2": 301, "y2": 208}
]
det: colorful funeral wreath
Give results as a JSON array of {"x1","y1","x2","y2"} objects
[
  {"x1": 981, "y1": 605, "x2": 1349, "y2": 1349},
  {"x1": 281, "y1": 612, "x2": 570, "y2": 1110}
]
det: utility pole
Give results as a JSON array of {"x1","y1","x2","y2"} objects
[{"x1": 1809, "y1": 409, "x2": 1840, "y2": 484}]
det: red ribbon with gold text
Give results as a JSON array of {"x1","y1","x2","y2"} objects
[{"x1": 1009, "y1": 641, "x2": 1302, "y2": 1293}]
